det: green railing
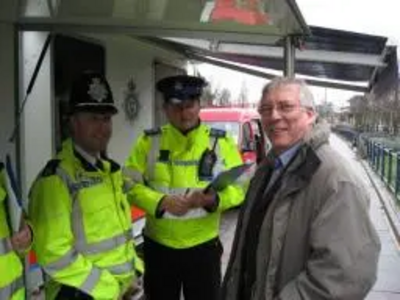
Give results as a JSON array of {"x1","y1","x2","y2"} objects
[
  {"x1": 333, "y1": 125, "x2": 400, "y2": 202},
  {"x1": 366, "y1": 140, "x2": 400, "y2": 201}
]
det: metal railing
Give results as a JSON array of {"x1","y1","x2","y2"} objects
[
  {"x1": 333, "y1": 126, "x2": 400, "y2": 202},
  {"x1": 366, "y1": 140, "x2": 400, "y2": 200}
]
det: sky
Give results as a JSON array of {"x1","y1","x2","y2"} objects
[
  {"x1": 197, "y1": 0, "x2": 399, "y2": 110},
  {"x1": 297, "y1": 0, "x2": 399, "y2": 45}
]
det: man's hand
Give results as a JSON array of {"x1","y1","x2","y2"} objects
[
  {"x1": 160, "y1": 195, "x2": 191, "y2": 216},
  {"x1": 11, "y1": 223, "x2": 32, "y2": 253},
  {"x1": 185, "y1": 190, "x2": 217, "y2": 209},
  {"x1": 121, "y1": 281, "x2": 143, "y2": 300}
]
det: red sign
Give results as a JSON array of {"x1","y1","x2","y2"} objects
[{"x1": 211, "y1": 0, "x2": 269, "y2": 25}]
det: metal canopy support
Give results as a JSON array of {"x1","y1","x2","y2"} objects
[
  {"x1": 138, "y1": 36, "x2": 371, "y2": 92},
  {"x1": 368, "y1": 47, "x2": 389, "y2": 90},
  {"x1": 165, "y1": 37, "x2": 386, "y2": 67},
  {"x1": 17, "y1": 17, "x2": 282, "y2": 45},
  {"x1": 186, "y1": 54, "x2": 367, "y2": 93},
  {"x1": 284, "y1": 36, "x2": 295, "y2": 77}
]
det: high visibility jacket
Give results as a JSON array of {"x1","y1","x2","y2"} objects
[
  {"x1": 125, "y1": 124, "x2": 245, "y2": 249},
  {"x1": 0, "y1": 163, "x2": 25, "y2": 300},
  {"x1": 29, "y1": 140, "x2": 138, "y2": 300}
]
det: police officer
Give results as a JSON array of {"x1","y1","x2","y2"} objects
[
  {"x1": 29, "y1": 71, "x2": 140, "y2": 300},
  {"x1": 124, "y1": 75, "x2": 245, "y2": 300},
  {"x1": 0, "y1": 162, "x2": 32, "y2": 300}
]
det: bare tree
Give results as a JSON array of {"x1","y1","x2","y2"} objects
[
  {"x1": 317, "y1": 101, "x2": 334, "y2": 121},
  {"x1": 201, "y1": 83, "x2": 233, "y2": 107},
  {"x1": 216, "y1": 88, "x2": 232, "y2": 106},
  {"x1": 348, "y1": 95, "x2": 367, "y2": 129},
  {"x1": 201, "y1": 84, "x2": 218, "y2": 107},
  {"x1": 237, "y1": 80, "x2": 248, "y2": 107},
  {"x1": 195, "y1": 69, "x2": 230, "y2": 107}
]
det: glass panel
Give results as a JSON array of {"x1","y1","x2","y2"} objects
[
  {"x1": 19, "y1": 0, "x2": 54, "y2": 17},
  {"x1": 19, "y1": 0, "x2": 307, "y2": 38}
]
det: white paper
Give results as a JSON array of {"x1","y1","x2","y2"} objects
[{"x1": 163, "y1": 208, "x2": 208, "y2": 220}]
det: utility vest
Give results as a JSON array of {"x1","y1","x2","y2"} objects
[
  {"x1": 29, "y1": 140, "x2": 136, "y2": 299},
  {"x1": 125, "y1": 124, "x2": 244, "y2": 249},
  {"x1": 0, "y1": 165, "x2": 25, "y2": 300}
]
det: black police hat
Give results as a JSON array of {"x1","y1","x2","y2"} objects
[
  {"x1": 69, "y1": 71, "x2": 118, "y2": 114},
  {"x1": 156, "y1": 75, "x2": 207, "y2": 104}
]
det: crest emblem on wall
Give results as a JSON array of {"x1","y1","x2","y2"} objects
[{"x1": 123, "y1": 78, "x2": 140, "y2": 122}]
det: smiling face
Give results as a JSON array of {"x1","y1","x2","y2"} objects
[
  {"x1": 258, "y1": 83, "x2": 316, "y2": 154},
  {"x1": 70, "y1": 111, "x2": 113, "y2": 156}
]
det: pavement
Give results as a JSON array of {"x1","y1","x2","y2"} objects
[
  {"x1": 219, "y1": 208, "x2": 238, "y2": 275},
  {"x1": 331, "y1": 135, "x2": 400, "y2": 299}
]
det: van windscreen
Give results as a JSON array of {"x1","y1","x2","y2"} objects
[{"x1": 202, "y1": 121, "x2": 240, "y2": 145}]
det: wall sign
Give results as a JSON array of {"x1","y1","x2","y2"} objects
[{"x1": 123, "y1": 78, "x2": 140, "y2": 123}]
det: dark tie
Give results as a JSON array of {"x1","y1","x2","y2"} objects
[
  {"x1": 240, "y1": 161, "x2": 275, "y2": 299},
  {"x1": 95, "y1": 159, "x2": 104, "y2": 171}
]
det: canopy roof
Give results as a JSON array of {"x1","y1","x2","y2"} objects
[
  {"x1": 139, "y1": 26, "x2": 389, "y2": 92},
  {"x1": 16, "y1": 0, "x2": 309, "y2": 44},
  {"x1": 3, "y1": 0, "x2": 394, "y2": 92}
]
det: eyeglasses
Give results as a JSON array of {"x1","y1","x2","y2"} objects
[{"x1": 258, "y1": 103, "x2": 301, "y2": 116}]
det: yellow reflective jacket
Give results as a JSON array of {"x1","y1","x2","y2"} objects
[
  {"x1": 29, "y1": 140, "x2": 138, "y2": 300},
  {"x1": 0, "y1": 163, "x2": 25, "y2": 300},
  {"x1": 125, "y1": 124, "x2": 245, "y2": 248}
]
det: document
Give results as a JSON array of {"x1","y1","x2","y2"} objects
[
  {"x1": 163, "y1": 164, "x2": 253, "y2": 219},
  {"x1": 205, "y1": 163, "x2": 254, "y2": 192}
]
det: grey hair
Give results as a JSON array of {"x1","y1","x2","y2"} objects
[{"x1": 261, "y1": 77, "x2": 316, "y2": 111}]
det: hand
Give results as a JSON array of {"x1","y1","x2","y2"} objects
[
  {"x1": 11, "y1": 223, "x2": 32, "y2": 253},
  {"x1": 185, "y1": 190, "x2": 217, "y2": 208},
  {"x1": 121, "y1": 282, "x2": 142, "y2": 300},
  {"x1": 160, "y1": 195, "x2": 190, "y2": 216}
]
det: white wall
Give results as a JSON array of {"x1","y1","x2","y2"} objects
[
  {"x1": 17, "y1": 32, "x2": 186, "y2": 195},
  {"x1": 0, "y1": 23, "x2": 16, "y2": 163},
  {"x1": 20, "y1": 31, "x2": 53, "y2": 195},
  {"x1": 0, "y1": 0, "x2": 18, "y2": 21},
  {"x1": 16, "y1": 0, "x2": 54, "y2": 197}
]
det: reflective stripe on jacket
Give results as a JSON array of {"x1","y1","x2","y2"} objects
[
  {"x1": 29, "y1": 140, "x2": 137, "y2": 300},
  {"x1": 0, "y1": 166, "x2": 25, "y2": 300},
  {"x1": 125, "y1": 123, "x2": 245, "y2": 248}
]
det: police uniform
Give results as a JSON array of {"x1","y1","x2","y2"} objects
[
  {"x1": 0, "y1": 163, "x2": 25, "y2": 300},
  {"x1": 29, "y1": 71, "x2": 140, "y2": 300},
  {"x1": 125, "y1": 75, "x2": 245, "y2": 300}
]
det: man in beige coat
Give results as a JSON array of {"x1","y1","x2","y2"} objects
[{"x1": 221, "y1": 77, "x2": 380, "y2": 300}]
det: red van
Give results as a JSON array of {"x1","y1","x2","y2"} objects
[{"x1": 200, "y1": 107, "x2": 267, "y2": 164}]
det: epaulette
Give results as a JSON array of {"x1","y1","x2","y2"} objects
[
  {"x1": 210, "y1": 128, "x2": 226, "y2": 138},
  {"x1": 144, "y1": 127, "x2": 162, "y2": 136},
  {"x1": 40, "y1": 159, "x2": 61, "y2": 177}
]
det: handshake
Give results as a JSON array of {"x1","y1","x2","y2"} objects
[{"x1": 159, "y1": 189, "x2": 218, "y2": 216}]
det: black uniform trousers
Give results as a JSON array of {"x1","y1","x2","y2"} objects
[{"x1": 143, "y1": 236, "x2": 223, "y2": 300}]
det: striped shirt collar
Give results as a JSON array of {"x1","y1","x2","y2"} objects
[
  {"x1": 273, "y1": 143, "x2": 301, "y2": 170},
  {"x1": 73, "y1": 143, "x2": 99, "y2": 167}
]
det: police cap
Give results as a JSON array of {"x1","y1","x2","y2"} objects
[
  {"x1": 69, "y1": 71, "x2": 118, "y2": 115},
  {"x1": 156, "y1": 75, "x2": 207, "y2": 104}
]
